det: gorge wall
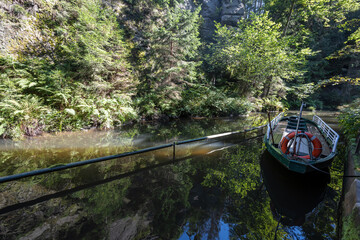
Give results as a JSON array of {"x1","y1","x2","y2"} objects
[{"x1": 193, "y1": 0, "x2": 246, "y2": 40}]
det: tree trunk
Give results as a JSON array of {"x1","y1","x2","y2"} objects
[
  {"x1": 259, "y1": 0, "x2": 263, "y2": 12},
  {"x1": 265, "y1": 81, "x2": 272, "y2": 97},
  {"x1": 283, "y1": 0, "x2": 296, "y2": 36},
  {"x1": 261, "y1": 77, "x2": 272, "y2": 98}
]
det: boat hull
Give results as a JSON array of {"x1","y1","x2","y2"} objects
[{"x1": 264, "y1": 134, "x2": 335, "y2": 174}]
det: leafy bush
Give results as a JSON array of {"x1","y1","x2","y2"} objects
[
  {"x1": 206, "y1": 12, "x2": 309, "y2": 99},
  {"x1": 0, "y1": 1, "x2": 139, "y2": 139},
  {"x1": 180, "y1": 86, "x2": 253, "y2": 117},
  {"x1": 0, "y1": 55, "x2": 137, "y2": 138},
  {"x1": 260, "y1": 97, "x2": 285, "y2": 112},
  {"x1": 135, "y1": 85, "x2": 253, "y2": 119},
  {"x1": 338, "y1": 98, "x2": 360, "y2": 138}
]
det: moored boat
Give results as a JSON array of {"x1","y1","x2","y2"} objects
[{"x1": 264, "y1": 103, "x2": 339, "y2": 174}]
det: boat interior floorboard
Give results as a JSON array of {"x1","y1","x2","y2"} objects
[{"x1": 272, "y1": 121, "x2": 331, "y2": 157}]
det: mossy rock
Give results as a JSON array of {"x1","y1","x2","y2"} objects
[
  {"x1": 342, "y1": 206, "x2": 360, "y2": 240},
  {"x1": 11, "y1": 4, "x2": 27, "y2": 16},
  {"x1": 350, "y1": 138, "x2": 360, "y2": 174}
]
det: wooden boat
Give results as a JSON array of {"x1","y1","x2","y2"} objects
[{"x1": 264, "y1": 103, "x2": 339, "y2": 174}]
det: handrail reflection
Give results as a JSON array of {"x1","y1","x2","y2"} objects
[{"x1": 0, "y1": 135, "x2": 264, "y2": 215}]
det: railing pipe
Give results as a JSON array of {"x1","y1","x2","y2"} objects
[
  {"x1": 0, "y1": 125, "x2": 267, "y2": 184},
  {"x1": 312, "y1": 115, "x2": 339, "y2": 153},
  {"x1": 0, "y1": 143, "x2": 173, "y2": 184}
]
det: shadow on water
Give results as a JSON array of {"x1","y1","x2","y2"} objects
[{"x1": 261, "y1": 150, "x2": 330, "y2": 227}]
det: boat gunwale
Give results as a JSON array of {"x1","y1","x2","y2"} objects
[{"x1": 264, "y1": 112, "x2": 338, "y2": 173}]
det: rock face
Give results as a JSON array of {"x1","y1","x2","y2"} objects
[
  {"x1": 200, "y1": 0, "x2": 221, "y2": 40},
  {"x1": 221, "y1": 0, "x2": 245, "y2": 26},
  {"x1": 109, "y1": 214, "x2": 150, "y2": 240},
  {"x1": 178, "y1": 0, "x2": 197, "y2": 11},
  {"x1": 199, "y1": 0, "x2": 245, "y2": 40},
  {"x1": 0, "y1": 1, "x2": 40, "y2": 55}
]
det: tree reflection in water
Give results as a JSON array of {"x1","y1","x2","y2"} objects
[
  {"x1": 261, "y1": 150, "x2": 330, "y2": 227},
  {"x1": 0, "y1": 114, "x2": 343, "y2": 239}
]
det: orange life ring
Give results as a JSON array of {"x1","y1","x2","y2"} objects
[{"x1": 280, "y1": 131, "x2": 322, "y2": 159}]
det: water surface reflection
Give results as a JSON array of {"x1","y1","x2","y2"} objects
[{"x1": 0, "y1": 114, "x2": 343, "y2": 239}]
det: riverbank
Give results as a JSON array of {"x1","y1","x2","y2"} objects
[{"x1": 342, "y1": 138, "x2": 360, "y2": 239}]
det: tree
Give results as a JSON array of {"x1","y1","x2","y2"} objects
[
  {"x1": 265, "y1": 0, "x2": 360, "y2": 81},
  {"x1": 208, "y1": 12, "x2": 308, "y2": 100},
  {"x1": 137, "y1": 1, "x2": 202, "y2": 117}
]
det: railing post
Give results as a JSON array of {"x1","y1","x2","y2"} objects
[
  {"x1": 267, "y1": 112, "x2": 275, "y2": 144},
  {"x1": 173, "y1": 142, "x2": 176, "y2": 160},
  {"x1": 356, "y1": 130, "x2": 360, "y2": 155}
]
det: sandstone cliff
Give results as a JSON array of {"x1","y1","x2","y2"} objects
[{"x1": 199, "y1": 0, "x2": 245, "y2": 40}]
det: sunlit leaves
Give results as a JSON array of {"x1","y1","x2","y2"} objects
[
  {"x1": 202, "y1": 144, "x2": 263, "y2": 199},
  {"x1": 208, "y1": 12, "x2": 308, "y2": 99},
  {"x1": 64, "y1": 108, "x2": 76, "y2": 116},
  {"x1": 136, "y1": 1, "x2": 202, "y2": 117},
  {"x1": 0, "y1": 1, "x2": 139, "y2": 138},
  {"x1": 339, "y1": 98, "x2": 360, "y2": 138}
]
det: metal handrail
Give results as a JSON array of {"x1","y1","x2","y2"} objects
[
  {"x1": 313, "y1": 115, "x2": 339, "y2": 153},
  {"x1": 266, "y1": 112, "x2": 284, "y2": 141},
  {"x1": 0, "y1": 125, "x2": 267, "y2": 184}
]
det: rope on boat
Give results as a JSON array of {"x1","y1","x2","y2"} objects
[
  {"x1": 308, "y1": 164, "x2": 332, "y2": 175},
  {"x1": 308, "y1": 164, "x2": 360, "y2": 178},
  {"x1": 0, "y1": 124, "x2": 267, "y2": 184}
]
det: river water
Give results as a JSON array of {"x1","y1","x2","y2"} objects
[{"x1": 0, "y1": 112, "x2": 344, "y2": 239}]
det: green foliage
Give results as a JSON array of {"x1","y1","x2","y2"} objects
[
  {"x1": 136, "y1": 1, "x2": 202, "y2": 117},
  {"x1": 0, "y1": 57, "x2": 48, "y2": 138},
  {"x1": 342, "y1": 207, "x2": 360, "y2": 240},
  {"x1": 2, "y1": 0, "x2": 360, "y2": 137},
  {"x1": 265, "y1": 0, "x2": 360, "y2": 39},
  {"x1": 207, "y1": 12, "x2": 308, "y2": 102},
  {"x1": 1, "y1": 1, "x2": 138, "y2": 138},
  {"x1": 261, "y1": 97, "x2": 286, "y2": 112},
  {"x1": 57, "y1": 0, "x2": 134, "y2": 85},
  {"x1": 180, "y1": 86, "x2": 253, "y2": 117},
  {"x1": 136, "y1": 85, "x2": 253, "y2": 118},
  {"x1": 0, "y1": 55, "x2": 138, "y2": 138},
  {"x1": 264, "y1": 0, "x2": 360, "y2": 108},
  {"x1": 339, "y1": 98, "x2": 360, "y2": 138},
  {"x1": 202, "y1": 144, "x2": 263, "y2": 199},
  {"x1": 12, "y1": 4, "x2": 26, "y2": 16}
]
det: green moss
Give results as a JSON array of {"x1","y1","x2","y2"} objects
[
  {"x1": 12, "y1": 4, "x2": 26, "y2": 16},
  {"x1": 342, "y1": 207, "x2": 360, "y2": 240},
  {"x1": 349, "y1": 138, "x2": 360, "y2": 173}
]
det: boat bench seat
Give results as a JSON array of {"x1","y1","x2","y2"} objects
[{"x1": 286, "y1": 116, "x2": 308, "y2": 132}]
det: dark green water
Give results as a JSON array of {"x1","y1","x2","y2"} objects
[{"x1": 0, "y1": 112, "x2": 344, "y2": 239}]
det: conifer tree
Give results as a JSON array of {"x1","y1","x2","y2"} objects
[{"x1": 138, "y1": 1, "x2": 201, "y2": 116}]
